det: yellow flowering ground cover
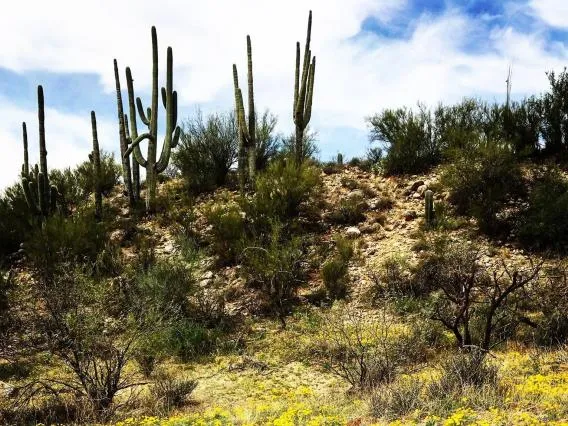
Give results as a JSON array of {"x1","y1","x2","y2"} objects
[{"x1": 112, "y1": 316, "x2": 568, "y2": 426}]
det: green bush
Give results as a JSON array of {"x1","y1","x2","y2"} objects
[
  {"x1": 518, "y1": 166, "x2": 568, "y2": 251},
  {"x1": 322, "y1": 236, "x2": 354, "y2": 299},
  {"x1": 151, "y1": 371, "x2": 197, "y2": 413},
  {"x1": 441, "y1": 143, "x2": 526, "y2": 235},
  {"x1": 174, "y1": 110, "x2": 238, "y2": 194},
  {"x1": 49, "y1": 167, "x2": 83, "y2": 212},
  {"x1": 540, "y1": 68, "x2": 568, "y2": 156},
  {"x1": 240, "y1": 222, "x2": 305, "y2": 327},
  {"x1": 255, "y1": 110, "x2": 282, "y2": 171},
  {"x1": 252, "y1": 158, "x2": 322, "y2": 221},
  {"x1": 203, "y1": 192, "x2": 245, "y2": 265},
  {"x1": 367, "y1": 104, "x2": 439, "y2": 175},
  {"x1": 0, "y1": 183, "x2": 33, "y2": 259},
  {"x1": 74, "y1": 151, "x2": 121, "y2": 199},
  {"x1": 326, "y1": 194, "x2": 367, "y2": 225}
]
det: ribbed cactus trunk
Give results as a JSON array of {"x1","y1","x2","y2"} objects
[
  {"x1": 124, "y1": 114, "x2": 141, "y2": 200},
  {"x1": 91, "y1": 111, "x2": 103, "y2": 220},
  {"x1": 21, "y1": 85, "x2": 58, "y2": 220},
  {"x1": 123, "y1": 26, "x2": 181, "y2": 214},
  {"x1": 293, "y1": 11, "x2": 316, "y2": 166},
  {"x1": 113, "y1": 59, "x2": 135, "y2": 207},
  {"x1": 233, "y1": 35, "x2": 256, "y2": 192}
]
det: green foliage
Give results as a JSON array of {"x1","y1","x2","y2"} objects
[
  {"x1": 326, "y1": 194, "x2": 367, "y2": 225},
  {"x1": 255, "y1": 110, "x2": 281, "y2": 171},
  {"x1": 518, "y1": 166, "x2": 568, "y2": 251},
  {"x1": 75, "y1": 151, "x2": 121, "y2": 199},
  {"x1": 203, "y1": 193, "x2": 246, "y2": 265},
  {"x1": 367, "y1": 104, "x2": 439, "y2": 175},
  {"x1": 0, "y1": 183, "x2": 33, "y2": 258},
  {"x1": 151, "y1": 371, "x2": 197, "y2": 413},
  {"x1": 174, "y1": 110, "x2": 238, "y2": 194},
  {"x1": 240, "y1": 222, "x2": 306, "y2": 326},
  {"x1": 541, "y1": 68, "x2": 568, "y2": 156},
  {"x1": 322, "y1": 236, "x2": 354, "y2": 299},
  {"x1": 441, "y1": 143, "x2": 526, "y2": 235},
  {"x1": 252, "y1": 158, "x2": 322, "y2": 221}
]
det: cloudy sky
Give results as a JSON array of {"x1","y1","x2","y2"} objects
[{"x1": 1, "y1": 0, "x2": 567, "y2": 191}]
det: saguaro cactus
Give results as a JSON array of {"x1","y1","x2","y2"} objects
[
  {"x1": 113, "y1": 59, "x2": 136, "y2": 207},
  {"x1": 293, "y1": 11, "x2": 316, "y2": 165},
  {"x1": 337, "y1": 153, "x2": 343, "y2": 166},
  {"x1": 124, "y1": 26, "x2": 180, "y2": 213},
  {"x1": 233, "y1": 35, "x2": 256, "y2": 191},
  {"x1": 21, "y1": 85, "x2": 58, "y2": 218},
  {"x1": 425, "y1": 189, "x2": 435, "y2": 227},
  {"x1": 90, "y1": 111, "x2": 103, "y2": 220}
]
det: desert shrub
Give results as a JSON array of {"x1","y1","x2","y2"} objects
[
  {"x1": 174, "y1": 110, "x2": 237, "y2": 194},
  {"x1": 518, "y1": 165, "x2": 568, "y2": 252},
  {"x1": 321, "y1": 236, "x2": 354, "y2": 299},
  {"x1": 281, "y1": 127, "x2": 319, "y2": 162},
  {"x1": 240, "y1": 222, "x2": 305, "y2": 327},
  {"x1": 255, "y1": 110, "x2": 282, "y2": 171},
  {"x1": 372, "y1": 255, "x2": 425, "y2": 300},
  {"x1": 441, "y1": 142, "x2": 526, "y2": 235},
  {"x1": 203, "y1": 192, "x2": 245, "y2": 265},
  {"x1": 419, "y1": 238, "x2": 542, "y2": 350},
  {"x1": 167, "y1": 318, "x2": 222, "y2": 362},
  {"x1": 316, "y1": 305, "x2": 422, "y2": 390},
  {"x1": 370, "y1": 377, "x2": 423, "y2": 419},
  {"x1": 49, "y1": 167, "x2": 83, "y2": 212},
  {"x1": 74, "y1": 151, "x2": 121, "y2": 199},
  {"x1": 507, "y1": 97, "x2": 542, "y2": 157},
  {"x1": 367, "y1": 104, "x2": 440, "y2": 175},
  {"x1": 0, "y1": 183, "x2": 32, "y2": 259},
  {"x1": 326, "y1": 194, "x2": 367, "y2": 225},
  {"x1": 540, "y1": 68, "x2": 568, "y2": 156},
  {"x1": 251, "y1": 158, "x2": 322, "y2": 221},
  {"x1": 150, "y1": 371, "x2": 197, "y2": 413}
]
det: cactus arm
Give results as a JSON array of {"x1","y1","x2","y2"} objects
[
  {"x1": 161, "y1": 87, "x2": 167, "y2": 109},
  {"x1": 235, "y1": 89, "x2": 249, "y2": 141},
  {"x1": 136, "y1": 97, "x2": 150, "y2": 126},
  {"x1": 125, "y1": 133, "x2": 155, "y2": 157},
  {"x1": 22, "y1": 178, "x2": 40, "y2": 215},
  {"x1": 49, "y1": 186, "x2": 58, "y2": 213},
  {"x1": 125, "y1": 67, "x2": 148, "y2": 168},
  {"x1": 156, "y1": 46, "x2": 179, "y2": 173},
  {"x1": 294, "y1": 42, "x2": 300, "y2": 114},
  {"x1": 22, "y1": 122, "x2": 29, "y2": 177},
  {"x1": 124, "y1": 114, "x2": 141, "y2": 201},
  {"x1": 304, "y1": 57, "x2": 316, "y2": 124}
]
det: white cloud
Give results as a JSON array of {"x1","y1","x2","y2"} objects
[
  {"x1": 1, "y1": 0, "x2": 568, "y2": 190},
  {"x1": 528, "y1": 0, "x2": 568, "y2": 28}
]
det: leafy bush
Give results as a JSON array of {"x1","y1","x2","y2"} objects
[
  {"x1": 255, "y1": 110, "x2": 282, "y2": 171},
  {"x1": 441, "y1": 143, "x2": 526, "y2": 235},
  {"x1": 540, "y1": 68, "x2": 568, "y2": 156},
  {"x1": 49, "y1": 167, "x2": 83, "y2": 212},
  {"x1": 280, "y1": 127, "x2": 319, "y2": 162},
  {"x1": 240, "y1": 222, "x2": 305, "y2": 327},
  {"x1": 74, "y1": 151, "x2": 121, "y2": 199},
  {"x1": 518, "y1": 166, "x2": 568, "y2": 251},
  {"x1": 151, "y1": 371, "x2": 197, "y2": 413},
  {"x1": 252, "y1": 158, "x2": 322, "y2": 221},
  {"x1": 322, "y1": 236, "x2": 354, "y2": 299},
  {"x1": 0, "y1": 183, "x2": 32, "y2": 259},
  {"x1": 174, "y1": 110, "x2": 237, "y2": 194},
  {"x1": 370, "y1": 377, "x2": 423, "y2": 419},
  {"x1": 326, "y1": 194, "x2": 367, "y2": 225},
  {"x1": 367, "y1": 104, "x2": 439, "y2": 175},
  {"x1": 203, "y1": 192, "x2": 245, "y2": 265}
]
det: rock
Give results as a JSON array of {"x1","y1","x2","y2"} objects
[
  {"x1": 202, "y1": 271, "x2": 214, "y2": 280},
  {"x1": 412, "y1": 192, "x2": 422, "y2": 199},
  {"x1": 110, "y1": 229, "x2": 126, "y2": 244},
  {"x1": 404, "y1": 210, "x2": 417, "y2": 221},
  {"x1": 161, "y1": 242, "x2": 175, "y2": 254},
  {"x1": 0, "y1": 381, "x2": 15, "y2": 398},
  {"x1": 417, "y1": 184, "x2": 428, "y2": 196},
  {"x1": 360, "y1": 222, "x2": 382, "y2": 234},
  {"x1": 409, "y1": 180, "x2": 425, "y2": 192},
  {"x1": 348, "y1": 190, "x2": 365, "y2": 200},
  {"x1": 345, "y1": 227, "x2": 361, "y2": 239}
]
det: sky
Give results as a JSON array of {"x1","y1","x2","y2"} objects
[{"x1": 1, "y1": 0, "x2": 568, "y2": 191}]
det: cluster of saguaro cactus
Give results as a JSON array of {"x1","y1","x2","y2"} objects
[
  {"x1": 90, "y1": 111, "x2": 103, "y2": 220},
  {"x1": 20, "y1": 85, "x2": 58, "y2": 219},
  {"x1": 122, "y1": 26, "x2": 180, "y2": 213},
  {"x1": 113, "y1": 60, "x2": 140, "y2": 207},
  {"x1": 293, "y1": 11, "x2": 316, "y2": 165},
  {"x1": 425, "y1": 189, "x2": 435, "y2": 227},
  {"x1": 233, "y1": 35, "x2": 257, "y2": 192}
]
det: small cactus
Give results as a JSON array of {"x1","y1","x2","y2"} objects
[
  {"x1": 337, "y1": 153, "x2": 343, "y2": 166},
  {"x1": 21, "y1": 85, "x2": 58, "y2": 219},
  {"x1": 425, "y1": 189, "x2": 435, "y2": 227}
]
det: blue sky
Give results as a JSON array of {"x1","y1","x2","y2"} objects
[{"x1": 1, "y1": 0, "x2": 567, "y2": 190}]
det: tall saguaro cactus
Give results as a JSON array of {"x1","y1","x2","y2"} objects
[
  {"x1": 233, "y1": 35, "x2": 256, "y2": 191},
  {"x1": 113, "y1": 59, "x2": 136, "y2": 207},
  {"x1": 20, "y1": 85, "x2": 58, "y2": 219},
  {"x1": 90, "y1": 111, "x2": 103, "y2": 220},
  {"x1": 123, "y1": 26, "x2": 180, "y2": 213},
  {"x1": 293, "y1": 10, "x2": 316, "y2": 165}
]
